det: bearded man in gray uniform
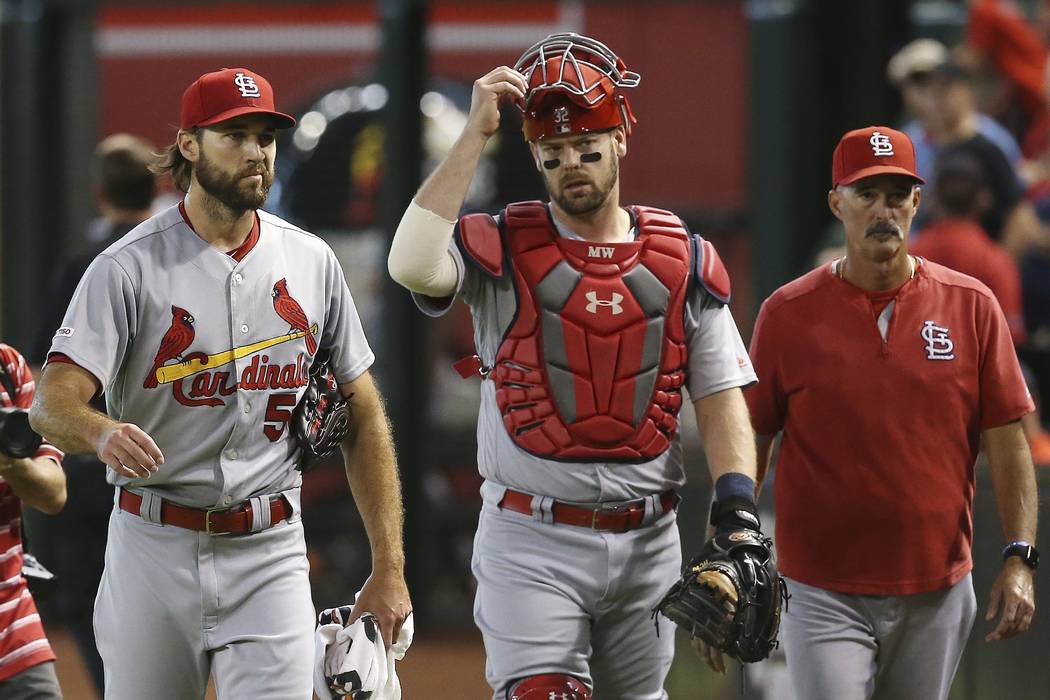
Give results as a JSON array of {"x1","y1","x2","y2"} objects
[
  {"x1": 29, "y1": 67, "x2": 411, "y2": 699},
  {"x1": 389, "y1": 34, "x2": 764, "y2": 699}
]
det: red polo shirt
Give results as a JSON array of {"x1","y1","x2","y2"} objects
[{"x1": 746, "y1": 260, "x2": 1033, "y2": 595}]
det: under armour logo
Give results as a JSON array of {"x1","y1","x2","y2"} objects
[
  {"x1": 234, "y1": 72, "x2": 261, "y2": 98},
  {"x1": 921, "y1": 320, "x2": 954, "y2": 360},
  {"x1": 585, "y1": 290, "x2": 623, "y2": 315},
  {"x1": 548, "y1": 693, "x2": 570, "y2": 700},
  {"x1": 869, "y1": 130, "x2": 894, "y2": 157},
  {"x1": 587, "y1": 245, "x2": 615, "y2": 259},
  {"x1": 553, "y1": 105, "x2": 571, "y2": 134}
]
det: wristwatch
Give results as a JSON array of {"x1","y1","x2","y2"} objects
[{"x1": 1002, "y1": 541, "x2": 1040, "y2": 570}]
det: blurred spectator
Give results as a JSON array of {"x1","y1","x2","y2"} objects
[
  {"x1": 919, "y1": 59, "x2": 1048, "y2": 259},
  {"x1": 911, "y1": 149, "x2": 1025, "y2": 341},
  {"x1": 910, "y1": 150, "x2": 1050, "y2": 463},
  {"x1": 1019, "y1": 172, "x2": 1050, "y2": 448},
  {"x1": 963, "y1": 0, "x2": 1047, "y2": 147},
  {"x1": 889, "y1": 38, "x2": 1022, "y2": 185},
  {"x1": 30, "y1": 133, "x2": 158, "y2": 695},
  {"x1": 32, "y1": 134, "x2": 157, "y2": 363}
]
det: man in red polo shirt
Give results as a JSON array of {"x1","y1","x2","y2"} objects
[{"x1": 746, "y1": 125, "x2": 1038, "y2": 700}]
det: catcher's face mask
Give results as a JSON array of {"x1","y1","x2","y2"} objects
[{"x1": 515, "y1": 32, "x2": 640, "y2": 141}]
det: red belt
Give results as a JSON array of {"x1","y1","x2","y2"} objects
[
  {"x1": 498, "y1": 488, "x2": 678, "y2": 533},
  {"x1": 118, "y1": 488, "x2": 292, "y2": 535}
]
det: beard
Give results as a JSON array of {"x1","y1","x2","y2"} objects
[
  {"x1": 545, "y1": 144, "x2": 618, "y2": 216},
  {"x1": 195, "y1": 148, "x2": 274, "y2": 214}
]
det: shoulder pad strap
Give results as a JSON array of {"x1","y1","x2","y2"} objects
[
  {"x1": 632, "y1": 205, "x2": 680, "y2": 232},
  {"x1": 503, "y1": 200, "x2": 549, "y2": 229},
  {"x1": 455, "y1": 213, "x2": 503, "y2": 278},
  {"x1": 692, "y1": 235, "x2": 731, "y2": 305}
]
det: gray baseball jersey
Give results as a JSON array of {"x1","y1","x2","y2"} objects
[
  {"x1": 415, "y1": 211, "x2": 756, "y2": 697},
  {"x1": 51, "y1": 204, "x2": 373, "y2": 507},
  {"x1": 48, "y1": 203, "x2": 372, "y2": 699}
]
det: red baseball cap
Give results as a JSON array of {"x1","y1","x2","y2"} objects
[
  {"x1": 831, "y1": 126, "x2": 924, "y2": 187},
  {"x1": 180, "y1": 68, "x2": 296, "y2": 130}
]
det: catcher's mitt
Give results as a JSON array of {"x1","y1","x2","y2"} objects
[
  {"x1": 293, "y1": 350, "x2": 352, "y2": 472},
  {"x1": 655, "y1": 529, "x2": 785, "y2": 663}
]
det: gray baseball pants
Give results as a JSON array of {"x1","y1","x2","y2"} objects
[
  {"x1": 94, "y1": 504, "x2": 315, "y2": 699},
  {"x1": 780, "y1": 573, "x2": 976, "y2": 700}
]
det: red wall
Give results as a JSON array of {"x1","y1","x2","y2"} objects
[{"x1": 99, "y1": 1, "x2": 746, "y2": 212}]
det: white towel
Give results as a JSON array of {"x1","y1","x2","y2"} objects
[{"x1": 313, "y1": 600, "x2": 414, "y2": 700}]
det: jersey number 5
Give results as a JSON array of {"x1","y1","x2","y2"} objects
[{"x1": 263, "y1": 393, "x2": 297, "y2": 441}]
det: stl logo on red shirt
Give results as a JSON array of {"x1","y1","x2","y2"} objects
[{"x1": 921, "y1": 320, "x2": 955, "y2": 360}]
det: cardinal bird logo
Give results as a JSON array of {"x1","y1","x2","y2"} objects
[
  {"x1": 144, "y1": 305, "x2": 196, "y2": 388},
  {"x1": 272, "y1": 278, "x2": 317, "y2": 356}
]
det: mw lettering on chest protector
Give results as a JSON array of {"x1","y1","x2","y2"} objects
[
  {"x1": 460, "y1": 201, "x2": 701, "y2": 463},
  {"x1": 140, "y1": 278, "x2": 320, "y2": 439}
]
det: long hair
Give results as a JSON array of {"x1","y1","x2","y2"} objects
[{"x1": 150, "y1": 128, "x2": 199, "y2": 193}]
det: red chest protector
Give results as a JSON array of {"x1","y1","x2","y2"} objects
[{"x1": 457, "y1": 201, "x2": 730, "y2": 463}]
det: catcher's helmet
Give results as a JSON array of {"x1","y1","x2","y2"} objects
[{"x1": 514, "y1": 32, "x2": 639, "y2": 141}]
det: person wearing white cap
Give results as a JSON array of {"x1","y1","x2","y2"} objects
[{"x1": 888, "y1": 38, "x2": 1022, "y2": 185}]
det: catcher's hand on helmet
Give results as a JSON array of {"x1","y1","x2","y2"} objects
[
  {"x1": 655, "y1": 527, "x2": 786, "y2": 664},
  {"x1": 293, "y1": 349, "x2": 351, "y2": 472}
]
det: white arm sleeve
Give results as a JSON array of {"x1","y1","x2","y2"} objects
[{"x1": 387, "y1": 199, "x2": 460, "y2": 298}]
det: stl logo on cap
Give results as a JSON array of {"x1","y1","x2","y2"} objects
[
  {"x1": 179, "y1": 67, "x2": 296, "y2": 130},
  {"x1": 869, "y1": 131, "x2": 894, "y2": 157},
  {"x1": 831, "y1": 125, "x2": 924, "y2": 187},
  {"x1": 234, "y1": 72, "x2": 261, "y2": 99}
]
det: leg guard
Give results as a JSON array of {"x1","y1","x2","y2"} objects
[{"x1": 507, "y1": 674, "x2": 592, "y2": 700}]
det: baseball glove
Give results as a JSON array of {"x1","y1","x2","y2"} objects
[
  {"x1": 655, "y1": 529, "x2": 785, "y2": 663},
  {"x1": 293, "y1": 350, "x2": 352, "y2": 472}
]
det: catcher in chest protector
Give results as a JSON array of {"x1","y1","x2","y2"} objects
[{"x1": 389, "y1": 30, "x2": 785, "y2": 695}]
